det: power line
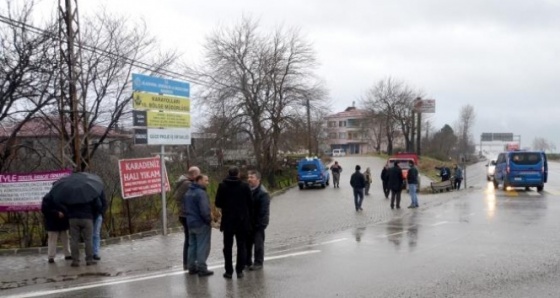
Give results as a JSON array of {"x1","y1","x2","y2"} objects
[{"x1": 0, "y1": 14, "x2": 210, "y2": 87}]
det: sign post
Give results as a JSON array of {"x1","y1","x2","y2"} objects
[{"x1": 131, "y1": 74, "x2": 191, "y2": 235}]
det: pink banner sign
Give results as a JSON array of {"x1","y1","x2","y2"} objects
[
  {"x1": 0, "y1": 169, "x2": 72, "y2": 212},
  {"x1": 118, "y1": 157, "x2": 170, "y2": 199}
]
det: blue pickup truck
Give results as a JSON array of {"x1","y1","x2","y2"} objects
[{"x1": 297, "y1": 157, "x2": 330, "y2": 189}]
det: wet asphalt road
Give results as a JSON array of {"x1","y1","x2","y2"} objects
[{"x1": 5, "y1": 156, "x2": 560, "y2": 297}]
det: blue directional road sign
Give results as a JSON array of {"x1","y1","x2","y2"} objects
[{"x1": 132, "y1": 74, "x2": 190, "y2": 97}]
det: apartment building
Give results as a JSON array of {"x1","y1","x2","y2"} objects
[{"x1": 324, "y1": 106, "x2": 372, "y2": 154}]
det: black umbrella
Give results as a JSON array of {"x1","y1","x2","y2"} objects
[{"x1": 50, "y1": 172, "x2": 104, "y2": 205}]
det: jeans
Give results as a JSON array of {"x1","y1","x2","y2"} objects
[
  {"x1": 187, "y1": 225, "x2": 212, "y2": 272},
  {"x1": 353, "y1": 188, "x2": 364, "y2": 210},
  {"x1": 247, "y1": 227, "x2": 266, "y2": 266},
  {"x1": 47, "y1": 230, "x2": 70, "y2": 258},
  {"x1": 365, "y1": 183, "x2": 371, "y2": 195},
  {"x1": 93, "y1": 215, "x2": 102, "y2": 256},
  {"x1": 179, "y1": 216, "x2": 189, "y2": 268},
  {"x1": 69, "y1": 218, "x2": 93, "y2": 262},
  {"x1": 223, "y1": 229, "x2": 247, "y2": 274},
  {"x1": 408, "y1": 183, "x2": 418, "y2": 207}
]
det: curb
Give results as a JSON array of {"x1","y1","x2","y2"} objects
[{"x1": 0, "y1": 185, "x2": 296, "y2": 256}]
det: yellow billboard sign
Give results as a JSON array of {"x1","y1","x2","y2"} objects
[
  {"x1": 146, "y1": 111, "x2": 190, "y2": 128},
  {"x1": 132, "y1": 92, "x2": 190, "y2": 112}
]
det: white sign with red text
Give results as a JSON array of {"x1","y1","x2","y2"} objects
[{"x1": 118, "y1": 157, "x2": 170, "y2": 199}]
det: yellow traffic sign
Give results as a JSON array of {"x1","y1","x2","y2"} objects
[{"x1": 133, "y1": 92, "x2": 190, "y2": 112}]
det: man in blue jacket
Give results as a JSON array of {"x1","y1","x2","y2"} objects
[{"x1": 184, "y1": 174, "x2": 213, "y2": 277}]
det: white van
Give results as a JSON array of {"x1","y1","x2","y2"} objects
[{"x1": 332, "y1": 149, "x2": 346, "y2": 157}]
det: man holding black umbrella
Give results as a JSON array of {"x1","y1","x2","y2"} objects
[{"x1": 49, "y1": 172, "x2": 104, "y2": 267}]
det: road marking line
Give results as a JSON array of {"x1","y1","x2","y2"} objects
[
  {"x1": 270, "y1": 238, "x2": 348, "y2": 254},
  {"x1": 11, "y1": 250, "x2": 321, "y2": 298},
  {"x1": 430, "y1": 221, "x2": 449, "y2": 226}
]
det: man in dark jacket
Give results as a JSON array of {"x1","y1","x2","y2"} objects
[
  {"x1": 41, "y1": 194, "x2": 71, "y2": 263},
  {"x1": 350, "y1": 165, "x2": 366, "y2": 211},
  {"x1": 387, "y1": 161, "x2": 404, "y2": 209},
  {"x1": 61, "y1": 195, "x2": 102, "y2": 266},
  {"x1": 407, "y1": 161, "x2": 419, "y2": 208},
  {"x1": 215, "y1": 166, "x2": 253, "y2": 279},
  {"x1": 381, "y1": 165, "x2": 390, "y2": 199},
  {"x1": 184, "y1": 175, "x2": 213, "y2": 277},
  {"x1": 330, "y1": 161, "x2": 343, "y2": 188},
  {"x1": 173, "y1": 166, "x2": 200, "y2": 271},
  {"x1": 246, "y1": 170, "x2": 270, "y2": 271}
]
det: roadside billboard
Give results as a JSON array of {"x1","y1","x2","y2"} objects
[
  {"x1": 0, "y1": 169, "x2": 72, "y2": 212},
  {"x1": 413, "y1": 99, "x2": 436, "y2": 113},
  {"x1": 118, "y1": 157, "x2": 170, "y2": 199}
]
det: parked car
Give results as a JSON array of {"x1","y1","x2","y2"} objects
[
  {"x1": 297, "y1": 157, "x2": 330, "y2": 189},
  {"x1": 386, "y1": 152, "x2": 420, "y2": 191},
  {"x1": 493, "y1": 151, "x2": 548, "y2": 191},
  {"x1": 332, "y1": 149, "x2": 346, "y2": 156},
  {"x1": 485, "y1": 158, "x2": 497, "y2": 181}
]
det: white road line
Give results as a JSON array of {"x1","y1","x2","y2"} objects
[
  {"x1": 269, "y1": 238, "x2": 348, "y2": 254},
  {"x1": 11, "y1": 250, "x2": 321, "y2": 298},
  {"x1": 430, "y1": 221, "x2": 449, "y2": 226}
]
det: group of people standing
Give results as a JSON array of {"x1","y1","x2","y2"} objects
[
  {"x1": 174, "y1": 166, "x2": 270, "y2": 279},
  {"x1": 341, "y1": 160, "x2": 420, "y2": 211},
  {"x1": 41, "y1": 186, "x2": 107, "y2": 266},
  {"x1": 436, "y1": 164, "x2": 464, "y2": 190}
]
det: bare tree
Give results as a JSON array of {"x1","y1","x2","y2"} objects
[
  {"x1": 454, "y1": 104, "x2": 476, "y2": 160},
  {"x1": 360, "y1": 78, "x2": 417, "y2": 155},
  {"x1": 0, "y1": 1, "x2": 58, "y2": 171},
  {"x1": 195, "y1": 17, "x2": 327, "y2": 186},
  {"x1": 532, "y1": 137, "x2": 556, "y2": 152}
]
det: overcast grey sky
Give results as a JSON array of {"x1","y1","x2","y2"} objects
[{"x1": 36, "y1": 0, "x2": 560, "y2": 149}]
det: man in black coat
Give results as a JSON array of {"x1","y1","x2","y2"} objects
[
  {"x1": 215, "y1": 166, "x2": 253, "y2": 279},
  {"x1": 387, "y1": 161, "x2": 404, "y2": 209},
  {"x1": 41, "y1": 194, "x2": 71, "y2": 263},
  {"x1": 380, "y1": 165, "x2": 390, "y2": 199},
  {"x1": 350, "y1": 165, "x2": 367, "y2": 211},
  {"x1": 246, "y1": 170, "x2": 270, "y2": 271}
]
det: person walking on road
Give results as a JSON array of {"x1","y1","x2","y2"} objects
[
  {"x1": 453, "y1": 164, "x2": 463, "y2": 190},
  {"x1": 381, "y1": 165, "x2": 390, "y2": 199},
  {"x1": 215, "y1": 166, "x2": 253, "y2": 279},
  {"x1": 246, "y1": 170, "x2": 270, "y2": 271},
  {"x1": 387, "y1": 161, "x2": 404, "y2": 209},
  {"x1": 350, "y1": 165, "x2": 366, "y2": 211},
  {"x1": 330, "y1": 161, "x2": 343, "y2": 188},
  {"x1": 184, "y1": 175, "x2": 214, "y2": 277},
  {"x1": 92, "y1": 192, "x2": 107, "y2": 261},
  {"x1": 41, "y1": 193, "x2": 71, "y2": 263},
  {"x1": 364, "y1": 167, "x2": 373, "y2": 195},
  {"x1": 407, "y1": 161, "x2": 419, "y2": 208},
  {"x1": 173, "y1": 166, "x2": 200, "y2": 271}
]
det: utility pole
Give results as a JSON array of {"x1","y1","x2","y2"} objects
[
  {"x1": 415, "y1": 97, "x2": 422, "y2": 155},
  {"x1": 306, "y1": 98, "x2": 312, "y2": 156},
  {"x1": 58, "y1": 0, "x2": 89, "y2": 171}
]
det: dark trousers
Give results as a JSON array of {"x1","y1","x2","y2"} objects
[
  {"x1": 179, "y1": 216, "x2": 189, "y2": 269},
  {"x1": 69, "y1": 218, "x2": 93, "y2": 262},
  {"x1": 390, "y1": 189, "x2": 402, "y2": 208},
  {"x1": 223, "y1": 230, "x2": 247, "y2": 274},
  {"x1": 454, "y1": 178, "x2": 463, "y2": 190},
  {"x1": 247, "y1": 228, "x2": 266, "y2": 266},
  {"x1": 382, "y1": 182, "x2": 390, "y2": 198}
]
